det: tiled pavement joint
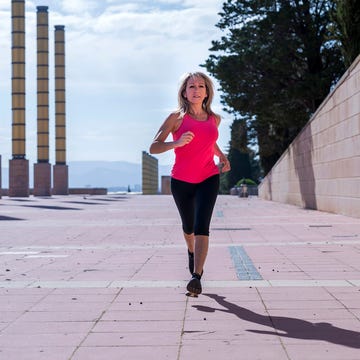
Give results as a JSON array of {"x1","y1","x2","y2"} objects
[
  {"x1": 177, "y1": 296, "x2": 190, "y2": 360},
  {"x1": 68, "y1": 286, "x2": 125, "y2": 360},
  {"x1": 256, "y1": 287, "x2": 292, "y2": 360}
]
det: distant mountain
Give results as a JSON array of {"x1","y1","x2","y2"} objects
[
  {"x1": 68, "y1": 161, "x2": 142, "y2": 188},
  {"x1": 0, "y1": 161, "x2": 172, "y2": 190}
]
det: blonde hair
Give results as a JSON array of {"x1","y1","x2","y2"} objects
[{"x1": 177, "y1": 72, "x2": 216, "y2": 117}]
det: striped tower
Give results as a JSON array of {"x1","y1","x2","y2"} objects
[
  {"x1": 53, "y1": 25, "x2": 68, "y2": 195},
  {"x1": 34, "y1": 6, "x2": 51, "y2": 196},
  {"x1": 9, "y1": 0, "x2": 29, "y2": 197}
]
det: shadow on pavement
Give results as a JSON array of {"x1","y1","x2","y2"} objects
[
  {"x1": 21, "y1": 205, "x2": 82, "y2": 211},
  {"x1": 63, "y1": 201, "x2": 106, "y2": 205},
  {"x1": 0, "y1": 215, "x2": 25, "y2": 221},
  {"x1": 192, "y1": 293, "x2": 360, "y2": 349}
]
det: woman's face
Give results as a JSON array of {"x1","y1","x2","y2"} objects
[{"x1": 184, "y1": 76, "x2": 207, "y2": 105}]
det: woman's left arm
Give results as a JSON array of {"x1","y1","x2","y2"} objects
[
  {"x1": 214, "y1": 114, "x2": 231, "y2": 172},
  {"x1": 214, "y1": 143, "x2": 231, "y2": 173}
]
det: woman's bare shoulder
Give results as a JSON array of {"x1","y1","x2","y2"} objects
[
  {"x1": 167, "y1": 111, "x2": 183, "y2": 132},
  {"x1": 212, "y1": 113, "x2": 221, "y2": 126}
]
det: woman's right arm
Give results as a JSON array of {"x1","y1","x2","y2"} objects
[{"x1": 149, "y1": 114, "x2": 194, "y2": 154}]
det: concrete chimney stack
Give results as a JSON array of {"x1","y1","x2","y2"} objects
[
  {"x1": 53, "y1": 25, "x2": 68, "y2": 195},
  {"x1": 34, "y1": 6, "x2": 51, "y2": 196},
  {"x1": 9, "y1": 0, "x2": 29, "y2": 197}
]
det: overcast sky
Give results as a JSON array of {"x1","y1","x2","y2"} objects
[{"x1": 0, "y1": 0, "x2": 231, "y2": 167}]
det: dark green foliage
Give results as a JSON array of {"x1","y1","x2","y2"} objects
[
  {"x1": 236, "y1": 178, "x2": 257, "y2": 186},
  {"x1": 332, "y1": 0, "x2": 360, "y2": 67},
  {"x1": 219, "y1": 172, "x2": 229, "y2": 194},
  {"x1": 222, "y1": 119, "x2": 254, "y2": 191},
  {"x1": 204, "y1": 0, "x2": 345, "y2": 175},
  {"x1": 227, "y1": 148, "x2": 252, "y2": 188}
]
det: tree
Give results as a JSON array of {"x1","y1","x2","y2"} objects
[
  {"x1": 204, "y1": 0, "x2": 345, "y2": 174},
  {"x1": 332, "y1": 0, "x2": 360, "y2": 67},
  {"x1": 226, "y1": 119, "x2": 252, "y2": 189},
  {"x1": 218, "y1": 118, "x2": 262, "y2": 193}
]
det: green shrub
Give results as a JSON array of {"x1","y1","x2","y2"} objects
[{"x1": 236, "y1": 178, "x2": 257, "y2": 186}]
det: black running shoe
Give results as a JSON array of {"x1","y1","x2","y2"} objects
[{"x1": 186, "y1": 272, "x2": 202, "y2": 295}]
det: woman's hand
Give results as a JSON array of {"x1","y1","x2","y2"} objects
[
  {"x1": 176, "y1": 131, "x2": 195, "y2": 147},
  {"x1": 218, "y1": 155, "x2": 231, "y2": 173}
]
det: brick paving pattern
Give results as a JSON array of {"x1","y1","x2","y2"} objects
[{"x1": 0, "y1": 194, "x2": 359, "y2": 359}]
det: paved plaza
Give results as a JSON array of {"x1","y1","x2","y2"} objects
[{"x1": 0, "y1": 193, "x2": 359, "y2": 359}]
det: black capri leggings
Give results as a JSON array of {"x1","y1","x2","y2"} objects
[{"x1": 171, "y1": 174, "x2": 220, "y2": 236}]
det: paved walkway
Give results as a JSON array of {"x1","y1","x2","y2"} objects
[{"x1": 0, "y1": 194, "x2": 359, "y2": 360}]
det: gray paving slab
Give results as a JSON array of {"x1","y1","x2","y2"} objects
[{"x1": 0, "y1": 194, "x2": 360, "y2": 360}]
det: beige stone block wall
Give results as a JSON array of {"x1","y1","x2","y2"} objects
[
  {"x1": 142, "y1": 151, "x2": 158, "y2": 194},
  {"x1": 161, "y1": 175, "x2": 171, "y2": 195},
  {"x1": 52, "y1": 164, "x2": 69, "y2": 195},
  {"x1": 259, "y1": 55, "x2": 360, "y2": 218},
  {"x1": 9, "y1": 158, "x2": 29, "y2": 197},
  {"x1": 33, "y1": 162, "x2": 51, "y2": 196}
]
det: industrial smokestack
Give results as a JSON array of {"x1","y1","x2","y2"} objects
[
  {"x1": 9, "y1": 0, "x2": 29, "y2": 197},
  {"x1": 34, "y1": 5, "x2": 51, "y2": 196},
  {"x1": 53, "y1": 25, "x2": 68, "y2": 195}
]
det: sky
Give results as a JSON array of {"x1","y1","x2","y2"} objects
[{"x1": 0, "y1": 0, "x2": 232, "y2": 168}]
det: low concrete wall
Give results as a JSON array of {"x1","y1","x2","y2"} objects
[
  {"x1": 1, "y1": 188, "x2": 107, "y2": 197},
  {"x1": 68, "y1": 188, "x2": 107, "y2": 195},
  {"x1": 259, "y1": 54, "x2": 360, "y2": 218}
]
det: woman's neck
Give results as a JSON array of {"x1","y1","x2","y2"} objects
[
  {"x1": 188, "y1": 108, "x2": 208, "y2": 121},
  {"x1": 188, "y1": 106, "x2": 207, "y2": 117}
]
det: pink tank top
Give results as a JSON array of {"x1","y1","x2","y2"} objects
[{"x1": 171, "y1": 113, "x2": 219, "y2": 183}]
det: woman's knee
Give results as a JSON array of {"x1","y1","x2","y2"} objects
[{"x1": 194, "y1": 227, "x2": 210, "y2": 237}]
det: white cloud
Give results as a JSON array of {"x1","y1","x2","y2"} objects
[
  {"x1": 62, "y1": 0, "x2": 222, "y2": 87},
  {"x1": 0, "y1": 0, "x2": 230, "y2": 166},
  {"x1": 58, "y1": 0, "x2": 100, "y2": 14}
]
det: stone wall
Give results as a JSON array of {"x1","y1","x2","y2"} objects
[
  {"x1": 259, "y1": 55, "x2": 360, "y2": 218},
  {"x1": 161, "y1": 175, "x2": 171, "y2": 195},
  {"x1": 142, "y1": 151, "x2": 158, "y2": 194}
]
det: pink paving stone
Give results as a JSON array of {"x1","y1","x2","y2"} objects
[
  {"x1": 0, "y1": 311, "x2": 24, "y2": 322},
  {"x1": 180, "y1": 344, "x2": 289, "y2": 360},
  {"x1": 0, "y1": 347, "x2": 75, "y2": 360},
  {"x1": 117, "y1": 287, "x2": 186, "y2": 298},
  {"x1": 38, "y1": 293, "x2": 116, "y2": 303},
  {"x1": 267, "y1": 308, "x2": 357, "y2": 321},
  {"x1": 350, "y1": 309, "x2": 360, "y2": 318},
  {"x1": 1, "y1": 194, "x2": 360, "y2": 360},
  {"x1": 0, "y1": 333, "x2": 85, "y2": 347},
  {"x1": 185, "y1": 302, "x2": 270, "y2": 323},
  {"x1": 182, "y1": 327, "x2": 281, "y2": 344},
  {"x1": 263, "y1": 299, "x2": 343, "y2": 310},
  {"x1": 92, "y1": 320, "x2": 184, "y2": 333},
  {"x1": 71, "y1": 346, "x2": 179, "y2": 360},
  {"x1": 108, "y1": 299, "x2": 186, "y2": 311},
  {"x1": 285, "y1": 343, "x2": 360, "y2": 360},
  {"x1": 51, "y1": 286, "x2": 118, "y2": 293},
  {"x1": 182, "y1": 318, "x2": 270, "y2": 333},
  {"x1": 0, "y1": 301, "x2": 40, "y2": 312},
  {"x1": 30, "y1": 301, "x2": 110, "y2": 312},
  {"x1": 258, "y1": 286, "x2": 330, "y2": 295},
  {"x1": 18, "y1": 310, "x2": 103, "y2": 322},
  {"x1": 4, "y1": 321, "x2": 94, "y2": 335},
  {"x1": 101, "y1": 309, "x2": 185, "y2": 322},
  {"x1": 82, "y1": 331, "x2": 180, "y2": 347}
]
